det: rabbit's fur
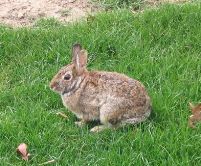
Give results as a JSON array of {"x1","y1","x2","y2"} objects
[{"x1": 50, "y1": 44, "x2": 151, "y2": 132}]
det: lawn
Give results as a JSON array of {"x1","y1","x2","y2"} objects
[{"x1": 0, "y1": 2, "x2": 201, "y2": 165}]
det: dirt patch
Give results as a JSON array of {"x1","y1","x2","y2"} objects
[
  {"x1": 0, "y1": 0, "x2": 190, "y2": 27},
  {"x1": 0, "y1": 0, "x2": 100, "y2": 27}
]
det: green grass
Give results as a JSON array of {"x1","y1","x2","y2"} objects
[
  {"x1": 94, "y1": 0, "x2": 144, "y2": 10},
  {"x1": 0, "y1": 2, "x2": 201, "y2": 165}
]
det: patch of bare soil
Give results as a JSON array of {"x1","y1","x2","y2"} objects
[
  {"x1": 0, "y1": 0, "x2": 190, "y2": 27},
  {"x1": 0, "y1": 0, "x2": 100, "y2": 27}
]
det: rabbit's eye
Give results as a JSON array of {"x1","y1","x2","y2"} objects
[{"x1": 64, "y1": 74, "x2": 71, "y2": 80}]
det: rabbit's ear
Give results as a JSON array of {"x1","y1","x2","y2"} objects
[
  {"x1": 72, "y1": 44, "x2": 88, "y2": 75},
  {"x1": 72, "y1": 43, "x2": 82, "y2": 63}
]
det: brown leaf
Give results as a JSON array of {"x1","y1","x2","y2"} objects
[
  {"x1": 16, "y1": 143, "x2": 30, "y2": 161},
  {"x1": 56, "y1": 112, "x2": 68, "y2": 119},
  {"x1": 188, "y1": 103, "x2": 201, "y2": 128}
]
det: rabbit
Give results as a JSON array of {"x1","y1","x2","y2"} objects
[{"x1": 50, "y1": 44, "x2": 151, "y2": 132}]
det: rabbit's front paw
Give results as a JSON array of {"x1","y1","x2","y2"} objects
[{"x1": 90, "y1": 125, "x2": 108, "y2": 133}]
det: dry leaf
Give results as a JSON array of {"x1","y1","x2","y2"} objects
[
  {"x1": 16, "y1": 143, "x2": 30, "y2": 161},
  {"x1": 188, "y1": 103, "x2": 201, "y2": 128},
  {"x1": 56, "y1": 112, "x2": 68, "y2": 119},
  {"x1": 39, "y1": 159, "x2": 56, "y2": 165}
]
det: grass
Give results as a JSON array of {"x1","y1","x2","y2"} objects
[
  {"x1": 94, "y1": 0, "x2": 144, "y2": 10},
  {"x1": 0, "y1": 2, "x2": 201, "y2": 165}
]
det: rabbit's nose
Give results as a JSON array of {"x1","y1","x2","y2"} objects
[{"x1": 50, "y1": 81, "x2": 58, "y2": 89}]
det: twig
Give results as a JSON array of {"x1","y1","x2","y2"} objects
[
  {"x1": 56, "y1": 112, "x2": 68, "y2": 119},
  {"x1": 39, "y1": 159, "x2": 56, "y2": 165}
]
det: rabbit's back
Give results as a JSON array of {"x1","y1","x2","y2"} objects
[
  {"x1": 82, "y1": 71, "x2": 150, "y2": 110},
  {"x1": 87, "y1": 71, "x2": 148, "y2": 100}
]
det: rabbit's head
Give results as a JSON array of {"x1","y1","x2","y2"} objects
[{"x1": 50, "y1": 44, "x2": 88, "y2": 95}]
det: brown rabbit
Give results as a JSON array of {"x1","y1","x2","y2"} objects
[
  {"x1": 188, "y1": 103, "x2": 201, "y2": 128},
  {"x1": 50, "y1": 44, "x2": 151, "y2": 132}
]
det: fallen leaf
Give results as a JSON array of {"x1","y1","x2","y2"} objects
[
  {"x1": 16, "y1": 143, "x2": 30, "y2": 161},
  {"x1": 56, "y1": 112, "x2": 68, "y2": 119},
  {"x1": 39, "y1": 159, "x2": 56, "y2": 165},
  {"x1": 188, "y1": 102, "x2": 201, "y2": 128}
]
